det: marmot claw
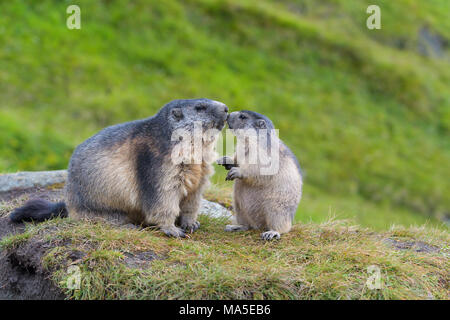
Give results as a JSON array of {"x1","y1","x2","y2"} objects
[{"x1": 226, "y1": 167, "x2": 242, "y2": 181}]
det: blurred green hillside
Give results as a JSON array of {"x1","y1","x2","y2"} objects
[{"x1": 0, "y1": 0, "x2": 449, "y2": 230}]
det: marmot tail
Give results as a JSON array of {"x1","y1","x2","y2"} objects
[{"x1": 9, "y1": 199, "x2": 68, "y2": 223}]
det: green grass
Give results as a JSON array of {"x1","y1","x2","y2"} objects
[
  {"x1": 0, "y1": 0, "x2": 449, "y2": 229},
  {"x1": 1, "y1": 213, "x2": 448, "y2": 300}
]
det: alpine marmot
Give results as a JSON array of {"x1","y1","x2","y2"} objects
[
  {"x1": 217, "y1": 110, "x2": 302, "y2": 240},
  {"x1": 10, "y1": 98, "x2": 229, "y2": 238}
]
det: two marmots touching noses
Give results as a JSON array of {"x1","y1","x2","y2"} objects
[{"x1": 10, "y1": 99, "x2": 302, "y2": 241}]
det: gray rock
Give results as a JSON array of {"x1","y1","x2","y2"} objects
[
  {"x1": 418, "y1": 26, "x2": 447, "y2": 58},
  {"x1": 0, "y1": 170, "x2": 67, "y2": 193},
  {"x1": 200, "y1": 199, "x2": 232, "y2": 221}
]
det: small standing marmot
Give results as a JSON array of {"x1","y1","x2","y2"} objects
[
  {"x1": 10, "y1": 99, "x2": 229, "y2": 238},
  {"x1": 217, "y1": 110, "x2": 302, "y2": 240}
]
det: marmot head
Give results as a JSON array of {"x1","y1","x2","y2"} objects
[
  {"x1": 160, "y1": 98, "x2": 229, "y2": 132},
  {"x1": 227, "y1": 110, "x2": 278, "y2": 166},
  {"x1": 227, "y1": 110, "x2": 275, "y2": 131}
]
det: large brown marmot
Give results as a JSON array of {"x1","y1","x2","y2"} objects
[
  {"x1": 217, "y1": 110, "x2": 302, "y2": 240},
  {"x1": 10, "y1": 99, "x2": 229, "y2": 238}
]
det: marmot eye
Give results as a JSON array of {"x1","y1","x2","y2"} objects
[
  {"x1": 239, "y1": 114, "x2": 247, "y2": 120},
  {"x1": 195, "y1": 105, "x2": 207, "y2": 112}
]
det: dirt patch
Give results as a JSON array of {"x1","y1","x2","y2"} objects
[
  {"x1": 0, "y1": 216, "x2": 25, "y2": 240},
  {"x1": 0, "y1": 186, "x2": 65, "y2": 203},
  {"x1": 0, "y1": 187, "x2": 66, "y2": 299},
  {"x1": 123, "y1": 250, "x2": 165, "y2": 269},
  {"x1": 0, "y1": 237, "x2": 65, "y2": 300}
]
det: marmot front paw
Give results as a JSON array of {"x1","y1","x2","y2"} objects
[
  {"x1": 180, "y1": 220, "x2": 200, "y2": 233},
  {"x1": 161, "y1": 225, "x2": 187, "y2": 238},
  {"x1": 225, "y1": 167, "x2": 242, "y2": 181}
]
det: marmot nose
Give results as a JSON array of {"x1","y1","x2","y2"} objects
[{"x1": 223, "y1": 105, "x2": 229, "y2": 113}]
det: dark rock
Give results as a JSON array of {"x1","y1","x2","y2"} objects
[
  {"x1": 418, "y1": 26, "x2": 448, "y2": 58},
  {"x1": 384, "y1": 238, "x2": 440, "y2": 254},
  {"x1": 123, "y1": 250, "x2": 164, "y2": 269}
]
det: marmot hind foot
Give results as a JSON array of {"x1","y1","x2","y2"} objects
[{"x1": 261, "y1": 230, "x2": 281, "y2": 241}]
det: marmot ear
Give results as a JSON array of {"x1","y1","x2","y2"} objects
[
  {"x1": 171, "y1": 108, "x2": 183, "y2": 120},
  {"x1": 256, "y1": 119, "x2": 266, "y2": 129}
]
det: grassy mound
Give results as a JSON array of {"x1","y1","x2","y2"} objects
[
  {"x1": 0, "y1": 189, "x2": 448, "y2": 300},
  {"x1": 1, "y1": 215, "x2": 448, "y2": 300}
]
